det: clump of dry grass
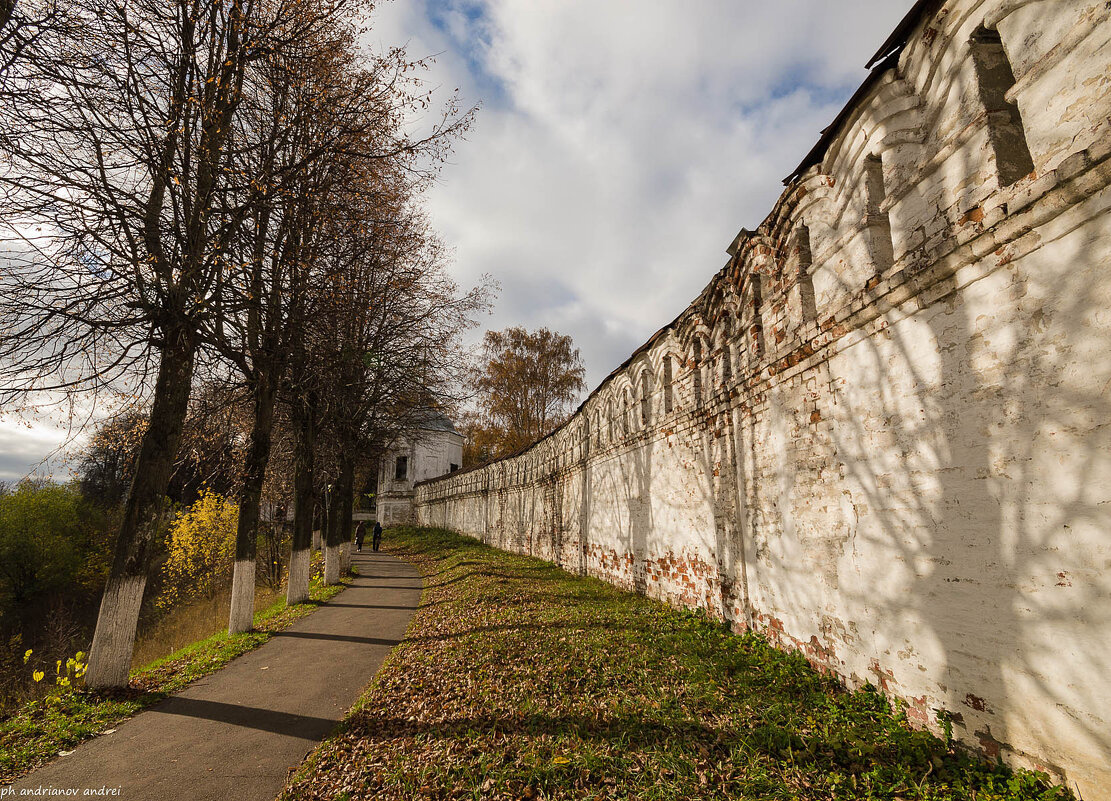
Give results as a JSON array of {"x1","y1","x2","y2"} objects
[{"x1": 131, "y1": 586, "x2": 284, "y2": 669}]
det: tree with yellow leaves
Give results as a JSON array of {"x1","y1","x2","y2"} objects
[{"x1": 158, "y1": 492, "x2": 238, "y2": 611}]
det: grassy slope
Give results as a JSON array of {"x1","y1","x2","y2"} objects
[
  {"x1": 283, "y1": 527, "x2": 1068, "y2": 801},
  {"x1": 0, "y1": 574, "x2": 348, "y2": 782}
]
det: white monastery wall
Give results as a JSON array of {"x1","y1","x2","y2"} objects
[{"x1": 416, "y1": 1, "x2": 1111, "y2": 795}]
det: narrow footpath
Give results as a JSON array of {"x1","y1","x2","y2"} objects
[{"x1": 14, "y1": 551, "x2": 422, "y2": 801}]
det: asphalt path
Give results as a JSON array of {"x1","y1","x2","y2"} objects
[{"x1": 13, "y1": 550, "x2": 422, "y2": 801}]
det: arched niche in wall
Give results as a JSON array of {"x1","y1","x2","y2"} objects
[
  {"x1": 639, "y1": 367, "x2": 654, "y2": 427},
  {"x1": 791, "y1": 222, "x2": 818, "y2": 323},
  {"x1": 691, "y1": 336, "x2": 707, "y2": 407},
  {"x1": 711, "y1": 305, "x2": 739, "y2": 388},
  {"x1": 662, "y1": 353, "x2": 675, "y2": 415},
  {"x1": 621, "y1": 388, "x2": 631, "y2": 436},
  {"x1": 969, "y1": 23, "x2": 1035, "y2": 187}
]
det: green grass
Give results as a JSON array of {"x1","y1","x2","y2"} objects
[
  {"x1": 0, "y1": 572, "x2": 348, "y2": 782},
  {"x1": 283, "y1": 527, "x2": 1070, "y2": 801}
]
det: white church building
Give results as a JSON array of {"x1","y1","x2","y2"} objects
[{"x1": 375, "y1": 409, "x2": 463, "y2": 525}]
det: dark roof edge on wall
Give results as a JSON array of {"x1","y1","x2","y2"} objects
[
  {"x1": 781, "y1": 51, "x2": 899, "y2": 186},
  {"x1": 865, "y1": 0, "x2": 944, "y2": 69},
  {"x1": 782, "y1": 0, "x2": 944, "y2": 186}
]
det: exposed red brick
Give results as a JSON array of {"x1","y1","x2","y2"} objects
[
  {"x1": 963, "y1": 693, "x2": 991, "y2": 712},
  {"x1": 958, "y1": 205, "x2": 984, "y2": 225}
]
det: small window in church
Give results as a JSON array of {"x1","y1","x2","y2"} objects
[
  {"x1": 450, "y1": 463, "x2": 459, "y2": 473},
  {"x1": 394, "y1": 456, "x2": 408, "y2": 480}
]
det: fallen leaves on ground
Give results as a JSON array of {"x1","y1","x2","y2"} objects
[{"x1": 281, "y1": 527, "x2": 1069, "y2": 801}]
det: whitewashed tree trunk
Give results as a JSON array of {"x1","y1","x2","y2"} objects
[
  {"x1": 86, "y1": 330, "x2": 196, "y2": 689},
  {"x1": 323, "y1": 542, "x2": 342, "y2": 584},
  {"x1": 287, "y1": 391, "x2": 316, "y2": 605},
  {"x1": 286, "y1": 547, "x2": 310, "y2": 605},
  {"x1": 324, "y1": 453, "x2": 348, "y2": 584},
  {"x1": 228, "y1": 560, "x2": 256, "y2": 633},
  {"x1": 228, "y1": 376, "x2": 277, "y2": 635},
  {"x1": 85, "y1": 575, "x2": 147, "y2": 689},
  {"x1": 328, "y1": 452, "x2": 355, "y2": 581}
]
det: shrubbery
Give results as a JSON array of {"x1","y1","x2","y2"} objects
[
  {"x1": 157, "y1": 490, "x2": 238, "y2": 610},
  {"x1": 0, "y1": 479, "x2": 285, "y2": 713},
  {"x1": 0, "y1": 482, "x2": 113, "y2": 711},
  {"x1": 0, "y1": 483, "x2": 86, "y2": 609}
]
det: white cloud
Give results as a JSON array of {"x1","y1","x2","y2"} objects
[
  {"x1": 366, "y1": 0, "x2": 911, "y2": 388},
  {"x1": 0, "y1": 420, "x2": 70, "y2": 482}
]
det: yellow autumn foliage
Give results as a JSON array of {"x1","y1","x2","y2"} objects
[
  {"x1": 24, "y1": 648, "x2": 88, "y2": 688},
  {"x1": 157, "y1": 490, "x2": 238, "y2": 609}
]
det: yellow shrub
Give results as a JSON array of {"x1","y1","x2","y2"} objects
[{"x1": 158, "y1": 490, "x2": 238, "y2": 609}]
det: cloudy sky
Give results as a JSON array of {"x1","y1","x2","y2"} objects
[
  {"x1": 0, "y1": 0, "x2": 912, "y2": 481},
  {"x1": 367, "y1": 0, "x2": 909, "y2": 382}
]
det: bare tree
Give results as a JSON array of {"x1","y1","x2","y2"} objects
[
  {"x1": 214, "y1": 23, "x2": 343, "y2": 633},
  {"x1": 1, "y1": 0, "x2": 484, "y2": 677},
  {"x1": 216, "y1": 22, "x2": 478, "y2": 626},
  {"x1": 299, "y1": 176, "x2": 490, "y2": 584},
  {"x1": 0, "y1": 0, "x2": 72, "y2": 79},
  {"x1": 0, "y1": 0, "x2": 343, "y2": 687}
]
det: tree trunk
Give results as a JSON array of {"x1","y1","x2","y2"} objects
[
  {"x1": 310, "y1": 499, "x2": 321, "y2": 551},
  {"x1": 0, "y1": 0, "x2": 14, "y2": 42},
  {"x1": 228, "y1": 374, "x2": 277, "y2": 634},
  {"x1": 324, "y1": 454, "x2": 352, "y2": 584},
  {"x1": 339, "y1": 453, "x2": 354, "y2": 573},
  {"x1": 86, "y1": 330, "x2": 196, "y2": 689},
  {"x1": 322, "y1": 494, "x2": 341, "y2": 584},
  {"x1": 286, "y1": 396, "x2": 315, "y2": 605}
]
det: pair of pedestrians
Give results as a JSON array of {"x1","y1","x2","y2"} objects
[{"x1": 355, "y1": 520, "x2": 382, "y2": 552}]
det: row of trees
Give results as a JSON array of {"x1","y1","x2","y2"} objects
[{"x1": 0, "y1": 0, "x2": 487, "y2": 687}]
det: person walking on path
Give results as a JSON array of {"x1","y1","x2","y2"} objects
[
  {"x1": 355, "y1": 521, "x2": 366, "y2": 552},
  {"x1": 372, "y1": 520, "x2": 382, "y2": 552}
]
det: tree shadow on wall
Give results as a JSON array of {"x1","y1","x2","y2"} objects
[
  {"x1": 597, "y1": 372, "x2": 748, "y2": 627},
  {"x1": 822, "y1": 182, "x2": 1111, "y2": 788},
  {"x1": 689, "y1": 400, "x2": 744, "y2": 625},
  {"x1": 617, "y1": 429, "x2": 654, "y2": 596}
]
